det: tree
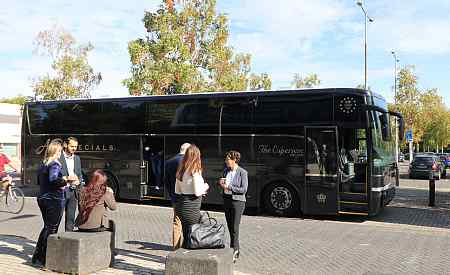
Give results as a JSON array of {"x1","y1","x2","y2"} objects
[
  {"x1": 419, "y1": 89, "x2": 449, "y2": 151},
  {"x1": 124, "y1": 0, "x2": 269, "y2": 95},
  {"x1": 32, "y1": 25, "x2": 102, "y2": 100},
  {"x1": 395, "y1": 65, "x2": 423, "y2": 148},
  {"x1": 0, "y1": 95, "x2": 30, "y2": 105},
  {"x1": 292, "y1": 73, "x2": 320, "y2": 88},
  {"x1": 249, "y1": 73, "x2": 272, "y2": 90}
]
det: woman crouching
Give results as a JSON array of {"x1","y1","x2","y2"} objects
[{"x1": 76, "y1": 169, "x2": 117, "y2": 232}]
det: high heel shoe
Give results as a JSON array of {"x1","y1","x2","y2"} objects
[{"x1": 233, "y1": 249, "x2": 240, "y2": 263}]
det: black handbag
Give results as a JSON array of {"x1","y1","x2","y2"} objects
[{"x1": 186, "y1": 212, "x2": 225, "y2": 249}]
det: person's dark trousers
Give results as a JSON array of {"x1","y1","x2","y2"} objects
[
  {"x1": 64, "y1": 188, "x2": 77, "y2": 231},
  {"x1": 32, "y1": 196, "x2": 64, "y2": 265},
  {"x1": 223, "y1": 195, "x2": 245, "y2": 251}
]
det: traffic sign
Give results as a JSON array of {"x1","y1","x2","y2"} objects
[{"x1": 406, "y1": 129, "x2": 413, "y2": 142}]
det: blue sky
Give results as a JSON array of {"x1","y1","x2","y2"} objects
[{"x1": 1, "y1": 0, "x2": 449, "y2": 107}]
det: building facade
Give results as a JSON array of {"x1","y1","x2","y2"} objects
[{"x1": 0, "y1": 103, "x2": 22, "y2": 170}]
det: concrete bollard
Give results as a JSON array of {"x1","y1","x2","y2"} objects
[
  {"x1": 46, "y1": 231, "x2": 114, "y2": 275},
  {"x1": 165, "y1": 248, "x2": 234, "y2": 275}
]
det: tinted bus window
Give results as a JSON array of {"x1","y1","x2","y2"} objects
[
  {"x1": 254, "y1": 95, "x2": 333, "y2": 134},
  {"x1": 28, "y1": 104, "x2": 54, "y2": 134},
  {"x1": 196, "y1": 99, "x2": 220, "y2": 134},
  {"x1": 100, "y1": 101, "x2": 145, "y2": 134},
  {"x1": 221, "y1": 98, "x2": 253, "y2": 134},
  {"x1": 148, "y1": 100, "x2": 197, "y2": 134},
  {"x1": 28, "y1": 102, "x2": 145, "y2": 134},
  {"x1": 28, "y1": 103, "x2": 99, "y2": 134}
]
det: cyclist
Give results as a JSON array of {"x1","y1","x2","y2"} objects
[{"x1": 0, "y1": 144, "x2": 18, "y2": 195}]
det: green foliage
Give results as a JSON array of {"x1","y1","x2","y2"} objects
[
  {"x1": 395, "y1": 65, "x2": 423, "y2": 142},
  {"x1": 249, "y1": 73, "x2": 272, "y2": 91},
  {"x1": 124, "y1": 0, "x2": 270, "y2": 95},
  {"x1": 32, "y1": 25, "x2": 102, "y2": 100},
  {"x1": 394, "y1": 65, "x2": 450, "y2": 151},
  {"x1": 292, "y1": 73, "x2": 321, "y2": 88},
  {"x1": 0, "y1": 95, "x2": 30, "y2": 105}
]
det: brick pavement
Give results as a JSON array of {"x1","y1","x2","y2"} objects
[{"x1": 1, "y1": 177, "x2": 450, "y2": 275}]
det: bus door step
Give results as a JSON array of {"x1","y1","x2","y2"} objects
[
  {"x1": 339, "y1": 201, "x2": 368, "y2": 213},
  {"x1": 338, "y1": 211, "x2": 368, "y2": 216}
]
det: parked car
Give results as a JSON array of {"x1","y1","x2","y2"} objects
[
  {"x1": 409, "y1": 154, "x2": 446, "y2": 180},
  {"x1": 438, "y1": 153, "x2": 450, "y2": 168}
]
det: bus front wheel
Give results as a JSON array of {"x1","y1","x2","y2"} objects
[{"x1": 263, "y1": 182, "x2": 299, "y2": 217}]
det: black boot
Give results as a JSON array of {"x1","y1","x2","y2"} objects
[{"x1": 31, "y1": 253, "x2": 44, "y2": 266}]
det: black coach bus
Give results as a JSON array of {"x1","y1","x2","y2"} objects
[{"x1": 21, "y1": 88, "x2": 404, "y2": 217}]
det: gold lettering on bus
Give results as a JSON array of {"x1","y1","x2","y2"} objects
[
  {"x1": 36, "y1": 140, "x2": 115, "y2": 155},
  {"x1": 257, "y1": 144, "x2": 304, "y2": 157},
  {"x1": 35, "y1": 139, "x2": 51, "y2": 155},
  {"x1": 77, "y1": 144, "x2": 116, "y2": 152}
]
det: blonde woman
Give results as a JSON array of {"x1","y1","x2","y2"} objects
[
  {"x1": 32, "y1": 139, "x2": 76, "y2": 266},
  {"x1": 174, "y1": 144, "x2": 209, "y2": 248}
]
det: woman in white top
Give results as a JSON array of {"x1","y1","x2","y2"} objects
[{"x1": 174, "y1": 144, "x2": 209, "y2": 248}]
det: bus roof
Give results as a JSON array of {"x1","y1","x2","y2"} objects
[{"x1": 27, "y1": 87, "x2": 381, "y2": 105}]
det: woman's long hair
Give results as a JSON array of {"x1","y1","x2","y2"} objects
[
  {"x1": 43, "y1": 139, "x2": 62, "y2": 166},
  {"x1": 76, "y1": 170, "x2": 108, "y2": 226},
  {"x1": 176, "y1": 144, "x2": 202, "y2": 181}
]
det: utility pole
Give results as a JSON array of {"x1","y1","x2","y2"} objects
[
  {"x1": 356, "y1": 0, "x2": 373, "y2": 90},
  {"x1": 391, "y1": 51, "x2": 399, "y2": 166}
]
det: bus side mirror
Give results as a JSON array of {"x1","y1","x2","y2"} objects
[
  {"x1": 398, "y1": 116, "x2": 405, "y2": 141},
  {"x1": 379, "y1": 113, "x2": 391, "y2": 141},
  {"x1": 388, "y1": 111, "x2": 404, "y2": 141}
]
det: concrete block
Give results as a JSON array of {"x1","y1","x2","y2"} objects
[
  {"x1": 165, "y1": 248, "x2": 234, "y2": 275},
  {"x1": 46, "y1": 231, "x2": 113, "y2": 274}
]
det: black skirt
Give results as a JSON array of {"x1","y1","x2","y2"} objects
[
  {"x1": 175, "y1": 195, "x2": 202, "y2": 248},
  {"x1": 175, "y1": 195, "x2": 202, "y2": 226}
]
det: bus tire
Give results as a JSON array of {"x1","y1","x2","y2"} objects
[
  {"x1": 263, "y1": 181, "x2": 299, "y2": 217},
  {"x1": 105, "y1": 172, "x2": 120, "y2": 199}
]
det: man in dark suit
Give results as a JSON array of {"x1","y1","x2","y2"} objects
[
  {"x1": 59, "y1": 137, "x2": 84, "y2": 231},
  {"x1": 164, "y1": 143, "x2": 190, "y2": 250}
]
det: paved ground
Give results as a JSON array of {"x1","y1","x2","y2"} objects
[{"x1": 1, "y1": 164, "x2": 449, "y2": 274}]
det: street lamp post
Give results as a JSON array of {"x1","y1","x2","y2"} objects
[
  {"x1": 356, "y1": 0, "x2": 373, "y2": 90},
  {"x1": 391, "y1": 51, "x2": 399, "y2": 166}
]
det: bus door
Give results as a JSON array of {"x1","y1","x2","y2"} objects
[
  {"x1": 304, "y1": 127, "x2": 339, "y2": 215},
  {"x1": 142, "y1": 136, "x2": 165, "y2": 198}
]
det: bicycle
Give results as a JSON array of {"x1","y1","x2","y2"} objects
[{"x1": 0, "y1": 179, "x2": 25, "y2": 214}]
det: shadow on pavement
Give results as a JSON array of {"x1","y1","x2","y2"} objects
[
  {"x1": 112, "y1": 248, "x2": 166, "y2": 275},
  {"x1": 117, "y1": 247, "x2": 166, "y2": 263},
  {"x1": 0, "y1": 234, "x2": 166, "y2": 274},
  {"x1": 0, "y1": 214, "x2": 37, "y2": 222},
  {"x1": 300, "y1": 186, "x2": 450, "y2": 229},
  {"x1": 0, "y1": 234, "x2": 38, "y2": 268},
  {"x1": 125, "y1": 240, "x2": 172, "y2": 252},
  {"x1": 369, "y1": 187, "x2": 450, "y2": 229}
]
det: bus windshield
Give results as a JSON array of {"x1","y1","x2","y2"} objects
[{"x1": 371, "y1": 110, "x2": 395, "y2": 165}]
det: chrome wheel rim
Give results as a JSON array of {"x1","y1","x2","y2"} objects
[{"x1": 270, "y1": 186, "x2": 292, "y2": 211}]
